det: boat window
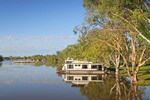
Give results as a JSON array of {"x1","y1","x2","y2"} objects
[
  {"x1": 75, "y1": 65, "x2": 77, "y2": 66},
  {"x1": 98, "y1": 65, "x2": 102, "y2": 70},
  {"x1": 67, "y1": 76, "x2": 74, "y2": 80},
  {"x1": 91, "y1": 65, "x2": 97, "y2": 69},
  {"x1": 75, "y1": 78, "x2": 81, "y2": 80},
  {"x1": 66, "y1": 61, "x2": 72, "y2": 63},
  {"x1": 78, "y1": 65, "x2": 80, "y2": 66},
  {"x1": 82, "y1": 76, "x2": 88, "y2": 80},
  {"x1": 67, "y1": 65, "x2": 73, "y2": 69},
  {"x1": 91, "y1": 76, "x2": 97, "y2": 80},
  {"x1": 97, "y1": 75, "x2": 102, "y2": 80},
  {"x1": 91, "y1": 76, "x2": 102, "y2": 80},
  {"x1": 82, "y1": 65, "x2": 87, "y2": 69}
]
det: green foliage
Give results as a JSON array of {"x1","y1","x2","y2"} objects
[
  {"x1": 0, "y1": 55, "x2": 3, "y2": 62},
  {"x1": 83, "y1": 0, "x2": 150, "y2": 41},
  {"x1": 3, "y1": 56, "x2": 24, "y2": 60}
]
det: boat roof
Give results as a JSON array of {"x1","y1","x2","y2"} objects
[
  {"x1": 64, "y1": 63, "x2": 103, "y2": 65},
  {"x1": 64, "y1": 58, "x2": 103, "y2": 65}
]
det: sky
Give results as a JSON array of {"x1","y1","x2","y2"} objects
[{"x1": 0, "y1": 0, "x2": 85, "y2": 57}]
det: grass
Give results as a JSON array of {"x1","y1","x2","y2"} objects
[{"x1": 119, "y1": 64, "x2": 150, "y2": 86}]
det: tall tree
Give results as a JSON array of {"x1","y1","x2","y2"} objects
[
  {"x1": 83, "y1": 0, "x2": 150, "y2": 83},
  {"x1": 83, "y1": 0, "x2": 150, "y2": 43}
]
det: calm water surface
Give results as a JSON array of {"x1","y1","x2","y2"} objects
[{"x1": 0, "y1": 61, "x2": 150, "y2": 100}]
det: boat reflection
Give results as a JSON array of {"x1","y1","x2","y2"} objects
[{"x1": 61, "y1": 74, "x2": 110, "y2": 87}]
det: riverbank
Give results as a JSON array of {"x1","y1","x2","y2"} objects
[{"x1": 119, "y1": 64, "x2": 150, "y2": 86}]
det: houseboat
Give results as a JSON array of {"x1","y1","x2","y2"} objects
[
  {"x1": 61, "y1": 74, "x2": 107, "y2": 87},
  {"x1": 57, "y1": 58, "x2": 108, "y2": 74}
]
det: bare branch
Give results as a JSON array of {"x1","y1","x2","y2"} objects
[
  {"x1": 109, "y1": 55, "x2": 116, "y2": 67},
  {"x1": 120, "y1": 53, "x2": 132, "y2": 77},
  {"x1": 110, "y1": 84, "x2": 116, "y2": 94},
  {"x1": 138, "y1": 46, "x2": 147, "y2": 66},
  {"x1": 143, "y1": 1, "x2": 150, "y2": 12},
  {"x1": 141, "y1": 57, "x2": 150, "y2": 66},
  {"x1": 110, "y1": 12, "x2": 150, "y2": 43}
]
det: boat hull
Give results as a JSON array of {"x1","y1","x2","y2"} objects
[{"x1": 57, "y1": 70, "x2": 110, "y2": 74}]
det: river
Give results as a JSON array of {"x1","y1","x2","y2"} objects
[{"x1": 0, "y1": 61, "x2": 150, "y2": 100}]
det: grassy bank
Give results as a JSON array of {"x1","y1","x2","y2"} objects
[{"x1": 119, "y1": 64, "x2": 150, "y2": 86}]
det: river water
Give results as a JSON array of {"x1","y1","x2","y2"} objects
[{"x1": 0, "y1": 61, "x2": 150, "y2": 100}]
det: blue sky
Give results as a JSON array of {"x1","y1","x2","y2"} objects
[{"x1": 0, "y1": 0, "x2": 85, "y2": 57}]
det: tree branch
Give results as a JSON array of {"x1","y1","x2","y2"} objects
[
  {"x1": 110, "y1": 12, "x2": 150, "y2": 43},
  {"x1": 120, "y1": 53, "x2": 132, "y2": 77},
  {"x1": 138, "y1": 46, "x2": 147, "y2": 67},
  {"x1": 110, "y1": 84, "x2": 116, "y2": 94}
]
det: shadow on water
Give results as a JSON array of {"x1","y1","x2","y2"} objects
[
  {"x1": 58, "y1": 73, "x2": 149, "y2": 100},
  {"x1": 0, "y1": 62, "x2": 2, "y2": 67}
]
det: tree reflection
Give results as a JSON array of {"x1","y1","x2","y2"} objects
[
  {"x1": 34, "y1": 62, "x2": 44, "y2": 66},
  {"x1": 0, "y1": 63, "x2": 2, "y2": 67},
  {"x1": 33, "y1": 61, "x2": 59, "y2": 67},
  {"x1": 79, "y1": 75, "x2": 146, "y2": 100},
  {"x1": 80, "y1": 76, "x2": 116, "y2": 100}
]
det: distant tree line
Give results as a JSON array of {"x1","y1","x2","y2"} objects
[
  {"x1": 0, "y1": 55, "x2": 3, "y2": 62},
  {"x1": 3, "y1": 54, "x2": 59, "y2": 63}
]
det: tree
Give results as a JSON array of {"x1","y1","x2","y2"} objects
[
  {"x1": 83, "y1": 0, "x2": 150, "y2": 43},
  {"x1": 82, "y1": 0, "x2": 150, "y2": 83},
  {"x1": 0, "y1": 55, "x2": 3, "y2": 62}
]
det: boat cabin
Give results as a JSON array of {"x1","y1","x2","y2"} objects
[
  {"x1": 58, "y1": 58, "x2": 107, "y2": 74},
  {"x1": 62, "y1": 63, "x2": 104, "y2": 71}
]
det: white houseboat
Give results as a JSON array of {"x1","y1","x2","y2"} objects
[{"x1": 57, "y1": 58, "x2": 108, "y2": 74}]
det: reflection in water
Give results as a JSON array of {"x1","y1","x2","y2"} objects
[
  {"x1": 62, "y1": 74, "x2": 108, "y2": 87},
  {"x1": 33, "y1": 61, "x2": 62, "y2": 68},
  {"x1": 0, "y1": 62, "x2": 2, "y2": 67},
  {"x1": 60, "y1": 74, "x2": 149, "y2": 100}
]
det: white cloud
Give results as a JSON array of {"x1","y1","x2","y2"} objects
[
  {"x1": 26, "y1": 36, "x2": 77, "y2": 39},
  {"x1": 0, "y1": 35, "x2": 78, "y2": 56},
  {"x1": 0, "y1": 36, "x2": 16, "y2": 41}
]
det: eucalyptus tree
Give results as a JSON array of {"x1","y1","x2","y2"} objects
[
  {"x1": 83, "y1": 0, "x2": 150, "y2": 43},
  {"x1": 82, "y1": 0, "x2": 150, "y2": 83},
  {"x1": 73, "y1": 25, "x2": 112, "y2": 63}
]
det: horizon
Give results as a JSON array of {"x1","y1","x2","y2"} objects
[{"x1": 0, "y1": 0, "x2": 85, "y2": 57}]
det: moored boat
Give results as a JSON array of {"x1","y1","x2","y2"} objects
[{"x1": 57, "y1": 58, "x2": 109, "y2": 74}]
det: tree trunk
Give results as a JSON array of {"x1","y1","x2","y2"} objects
[
  {"x1": 115, "y1": 74, "x2": 121, "y2": 100},
  {"x1": 131, "y1": 74, "x2": 138, "y2": 83},
  {"x1": 130, "y1": 83, "x2": 140, "y2": 100},
  {"x1": 116, "y1": 67, "x2": 119, "y2": 75}
]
